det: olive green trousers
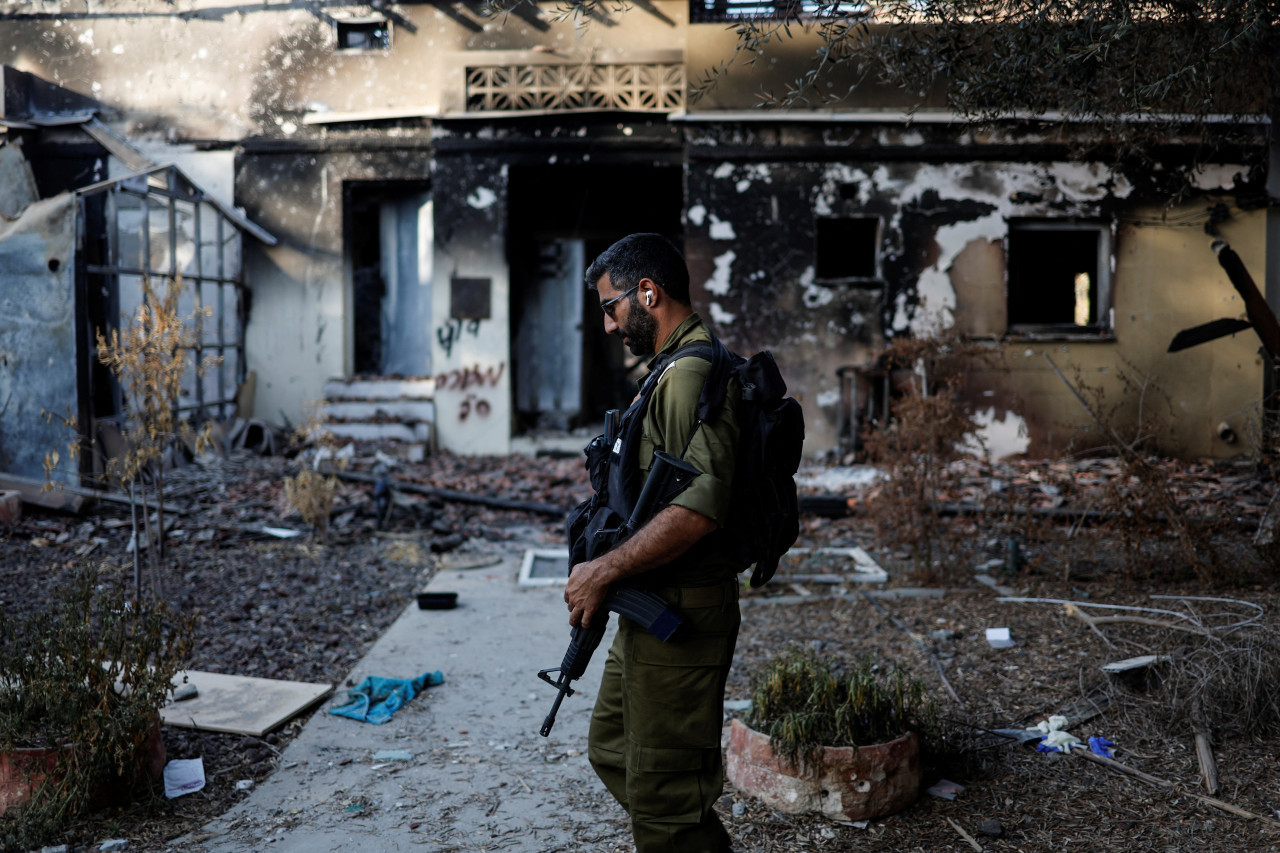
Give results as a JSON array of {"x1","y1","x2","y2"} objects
[{"x1": 588, "y1": 584, "x2": 740, "y2": 853}]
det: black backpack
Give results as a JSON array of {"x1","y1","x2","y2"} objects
[{"x1": 676, "y1": 334, "x2": 805, "y2": 588}]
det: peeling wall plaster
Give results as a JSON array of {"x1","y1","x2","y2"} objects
[
  {"x1": 968, "y1": 407, "x2": 1031, "y2": 460},
  {"x1": 810, "y1": 160, "x2": 1128, "y2": 336},
  {"x1": 687, "y1": 123, "x2": 1265, "y2": 458}
]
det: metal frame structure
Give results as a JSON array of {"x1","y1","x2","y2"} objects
[{"x1": 75, "y1": 164, "x2": 251, "y2": 428}]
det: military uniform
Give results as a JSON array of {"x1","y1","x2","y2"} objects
[{"x1": 587, "y1": 313, "x2": 742, "y2": 853}]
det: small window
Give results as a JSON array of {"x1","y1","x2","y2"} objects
[
  {"x1": 1006, "y1": 219, "x2": 1112, "y2": 334},
  {"x1": 336, "y1": 18, "x2": 391, "y2": 51},
  {"x1": 815, "y1": 216, "x2": 880, "y2": 283},
  {"x1": 690, "y1": 0, "x2": 866, "y2": 22}
]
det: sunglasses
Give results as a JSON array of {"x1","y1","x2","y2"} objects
[{"x1": 600, "y1": 284, "x2": 640, "y2": 318}]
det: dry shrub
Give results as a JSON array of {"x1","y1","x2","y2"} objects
[
  {"x1": 0, "y1": 566, "x2": 195, "y2": 851},
  {"x1": 860, "y1": 334, "x2": 987, "y2": 582},
  {"x1": 1101, "y1": 606, "x2": 1280, "y2": 740},
  {"x1": 284, "y1": 470, "x2": 337, "y2": 542},
  {"x1": 283, "y1": 403, "x2": 343, "y2": 543},
  {"x1": 88, "y1": 275, "x2": 219, "y2": 600},
  {"x1": 1051, "y1": 358, "x2": 1227, "y2": 584}
]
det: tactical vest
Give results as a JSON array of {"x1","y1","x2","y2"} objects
[{"x1": 566, "y1": 341, "x2": 718, "y2": 574}]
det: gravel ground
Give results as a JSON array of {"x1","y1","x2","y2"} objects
[{"x1": 3, "y1": 449, "x2": 1279, "y2": 852}]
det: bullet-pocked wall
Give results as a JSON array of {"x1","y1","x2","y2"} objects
[
  {"x1": 683, "y1": 120, "x2": 1268, "y2": 458},
  {"x1": 429, "y1": 148, "x2": 511, "y2": 454}
]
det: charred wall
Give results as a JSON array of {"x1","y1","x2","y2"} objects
[{"x1": 682, "y1": 120, "x2": 1269, "y2": 459}]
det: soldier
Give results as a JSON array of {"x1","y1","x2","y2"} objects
[{"x1": 565, "y1": 233, "x2": 742, "y2": 852}]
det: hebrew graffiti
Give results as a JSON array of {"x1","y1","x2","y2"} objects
[{"x1": 437, "y1": 318, "x2": 483, "y2": 359}]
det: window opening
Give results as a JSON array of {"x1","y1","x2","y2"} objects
[
  {"x1": 1006, "y1": 220, "x2": 1112, "y2": 334},
  {"x1": 815, "y1": 215, "x2": 881, "y2": 283},
  {"x1": 690, "y1": 0, "x2": 866, "y2": 22},
  {"x1": 336, "y1": 18, "x2": 391, "y2": 51}
]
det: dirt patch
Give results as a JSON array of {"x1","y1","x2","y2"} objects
[{"x1": 2, "y1": 450, "x2": 1277, "y2": 852}]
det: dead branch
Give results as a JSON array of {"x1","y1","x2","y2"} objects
[
  {"x1": 945, "y1": 817, "x2": 984, "y2": 852},
  {"x1": 1083, "y1": 614, "x2": 1219, "y2": 640},
  {"x1": 998, "y1": 597, "x2": 1206, "y2": 627},
  {"x1": 1194, "y1": 731, "x2": 1219, "y2": 795},
  {"x1": 1072, "y1": 749, "x2": 1280, "y2": 826},
  {"x1": 332, "y1": 469, "x2": 568, "y2": 518},
  {"x1": 1064, "y1": 603, "x2": 1116, "y2": 648},
  {"x1": 1149, "y1": 595, "x2": 1265, "y2": 631},
  {"x1": 1042, "y1": 353, "x2": 1134, "y2": 453}
]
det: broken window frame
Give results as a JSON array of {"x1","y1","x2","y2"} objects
[
  {"x1": 76, "y1": 165, "x2": 249, "y2": 434},
  {"x1": 813, "y1": 214, "x2": 883, "y2": 285},
  {"x1": 689, "y1": 0, "x2": 867, "y2": 23},
  {"x1": 334, "y1": 16, "x2": 393, "y2": 52},
  {"x1": 1004, "y1": 217, "x2": 1115, "y2": 339}
]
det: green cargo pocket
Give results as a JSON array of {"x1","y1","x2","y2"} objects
[
  {"x1": 626, "y1": 746, "x2": 722, "y2": 826},
  {"x1": 632, "y1": 629, "x2": 731, "y2": 668},
  {"x1": 633, "y1": 745, "x2": 707, "y2": 773}
]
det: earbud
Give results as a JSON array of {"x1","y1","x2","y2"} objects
[{"x1": 645, "y1": 291, "x2": 653, "y2": 306}]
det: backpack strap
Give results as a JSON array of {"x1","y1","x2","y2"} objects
[{"x1": 644, "y1": 334, "x2": 736, "y2": 457}]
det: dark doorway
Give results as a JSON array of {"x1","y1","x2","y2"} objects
[
  {"x1": 344, "y1": 180, "x2": 433, "y2": 377},
  {"x1": 508, "y1": 163, "x2": 683, "y2": 432}
]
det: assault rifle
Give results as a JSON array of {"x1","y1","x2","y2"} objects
[{"x1": 538, "y1": 448, "x2": 700, "y2": 737}]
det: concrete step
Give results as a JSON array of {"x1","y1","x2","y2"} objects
[
  {"x1": 323, "y1": 377, "x2": 435, "y2": 401},
  {"x1": 326, "y1": 422, "x2": 432, "y2": 444},
  {"x1": 325, "y1": 400, "x2": 436, "y2": 423}
]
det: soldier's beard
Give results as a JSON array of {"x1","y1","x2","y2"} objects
[{"x1": 619, "y1": 294, "x2": 659, "y2": 357}]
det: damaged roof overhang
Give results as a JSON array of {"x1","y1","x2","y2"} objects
[
  {"x1": 75, "y1": 160, "x2": 278, "y2": 247},
  {"x1": 3, "y1": 112, "x2": 276, "y2": 246}
]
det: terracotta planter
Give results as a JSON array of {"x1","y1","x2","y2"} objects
[
  {"x1": 0, "y1": 717, "x2": 166, "y2": 816},
  {"x1": 0, "y1": 747, "x2": 60, "y2": 815},
  {"x1": 726, "y1": 718, "x2": 920, "y2": 821}
]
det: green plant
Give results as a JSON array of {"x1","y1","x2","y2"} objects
[
  {"x1": 0, "y1": 566, "x2": 195, "y2": 851},
  {"x1": 747, "y1": 646, "x2": 935, "y2": 770}
]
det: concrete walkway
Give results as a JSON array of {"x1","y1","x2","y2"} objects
[{"x1": 176, "y1": 540, "x2": 630, "y2": 852}]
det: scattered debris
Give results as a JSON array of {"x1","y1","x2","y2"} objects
[
  {"x1": 1072, "y1": 748, "x2": 1280, "y2": 827},
  {"x1": 862, "y1": 590, "x2": 967, "y2": 709},
  {"x1": 926, "y1": 779, "x2": 965, "y2": 800},
  {"x1": 977, "y1": 819, "x2": 1003, "y2": 837},
  {"x1": 171, "y1": 682, "x2": 199, "y2": 702},
  {"x1": 0, "y1": 491, "x2": 21, "y2": 526},
  {"x1": 334, "y1": 469, "x2": 567, "y2": 518},
  {"x1": 985, "y1": 627, "x2": 1015, "y2": 649},
  {"x1": 163, "y1": 758, "x2": 206, "y2": 799}
]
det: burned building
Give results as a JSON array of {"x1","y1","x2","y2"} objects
[{"x1": 0, "y1": 1, "x2": 1272, "y2": 465}]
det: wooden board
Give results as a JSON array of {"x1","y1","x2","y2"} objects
[
  {"x1": 160, "y1": 670, "x2": 332, "y2": 737},
  {"x1": 0, "y1": 474, "x2": 85, "y2": 513}
]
